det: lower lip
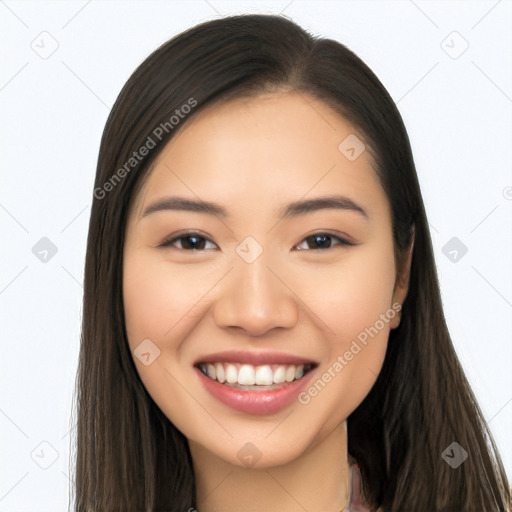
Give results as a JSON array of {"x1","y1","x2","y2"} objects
[{"x1": 196, "y1": 367, "x2": 315, "y2": 415}]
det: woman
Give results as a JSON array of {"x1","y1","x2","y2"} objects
[{"x1": 74, "y1": 13, "x2": 511, "y2": 511}]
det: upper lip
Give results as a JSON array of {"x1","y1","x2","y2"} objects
[{"x1": 194, "y1": 350, "x2": 318, "y2": 366}]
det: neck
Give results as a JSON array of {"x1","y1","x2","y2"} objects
[{"x1": 190, "y1": 420, "x2": 349, "y2": 512}]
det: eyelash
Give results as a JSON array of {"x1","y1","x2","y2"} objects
[{"x1": 157, "y1": 231, "x2": 356, "y2": 251}]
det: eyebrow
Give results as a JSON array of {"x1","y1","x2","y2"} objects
[{"x1": 140, "y1": 195, "x2": 369, "y2": 221}]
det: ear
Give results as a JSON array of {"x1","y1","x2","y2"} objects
[{"x1": 389, "y1": 229, "x2": 414, "y2": 329}]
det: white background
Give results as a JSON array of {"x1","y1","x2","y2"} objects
[{"x1": 1, "y1": 1, "x2": 511, "y2": 510}]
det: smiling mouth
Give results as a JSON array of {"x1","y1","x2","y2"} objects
[{"x1": 196, "y1": 362, "x2": 316, "y2": 390}]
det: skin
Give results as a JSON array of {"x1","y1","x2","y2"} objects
[{"x1": 123, "y1": 91, "x2": 412, "y2": 511}]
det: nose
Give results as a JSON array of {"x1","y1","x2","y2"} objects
[{"x1": 212, "y1": 254, "x2": 299, "y2": 337}]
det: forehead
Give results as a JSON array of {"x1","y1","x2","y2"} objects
[{"x1": 130, "y1": 91, "x2": 388, "y2": 222}]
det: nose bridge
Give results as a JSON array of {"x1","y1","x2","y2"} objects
[{"x1": 212, "y1": 238, "x2": 299, "y2": 336}]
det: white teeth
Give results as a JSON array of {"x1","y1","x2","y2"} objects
[
  {"x1": 200, "y1": 362, "x2": 312, "y2": 386},
  {"x1": 285, "y1": 365, "x2": 296, "y2": 382},
  {"x1": 215, "y1": 362, "x2": 225, "y2": 383},
  {"x1": 225, "y1": 364, "x2": 238, "y2": 384},
  {"x1": 206, "y1": 363, "x2": 216, "y2": 379},
  {"x1": 238, "y1": 365, "x2": 256, "y2": 385},
  {"x1": 273, "y1": 366, "x2": 286, "y2": 384},
  {"x1": 255, "y1": 365, "x2": 273, "y2": 385}
]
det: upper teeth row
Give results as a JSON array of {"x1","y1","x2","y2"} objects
[{"x1": 200, "y1": 362, "x2": 306, "y2": 386}]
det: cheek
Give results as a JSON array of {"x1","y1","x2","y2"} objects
[
  {"x1": 122, "y1": 254, "x2": 208, "y2": 431},
  {"x1": 123, "y1": 260, "x2": 167, "y2": 343},
  {"x1": 295, "y1": 246, "x2": 395, "y2": 419},
  {"x1": 123, "y1": 254, "x2": 213, "y2": 343},
  {"x1": 302, "y1": 243, "x2": 396, "y2": 342}
]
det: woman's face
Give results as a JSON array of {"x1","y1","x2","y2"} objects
[{"x1": 123, "y1": 91, "x2": 409, "y2": 468}]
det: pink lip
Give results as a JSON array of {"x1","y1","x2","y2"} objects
[
  {"x1": 195, "y1": 366, "x2": 316, "y2": 415},
  {"x1": 194, "y1": 350, "x2": 317, "y2": 366}
]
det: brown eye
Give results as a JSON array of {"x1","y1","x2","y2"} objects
[
  {"x1": 295, "y1": 232, "x2": 355, "y2": 250},
  {"x1": 159, "y1": 232, "x2": 217, "y2": 251}
]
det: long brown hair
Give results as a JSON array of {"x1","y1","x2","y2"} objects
[{"x1": 73, "y1": 13, "x2": 511, "y2": 511}]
